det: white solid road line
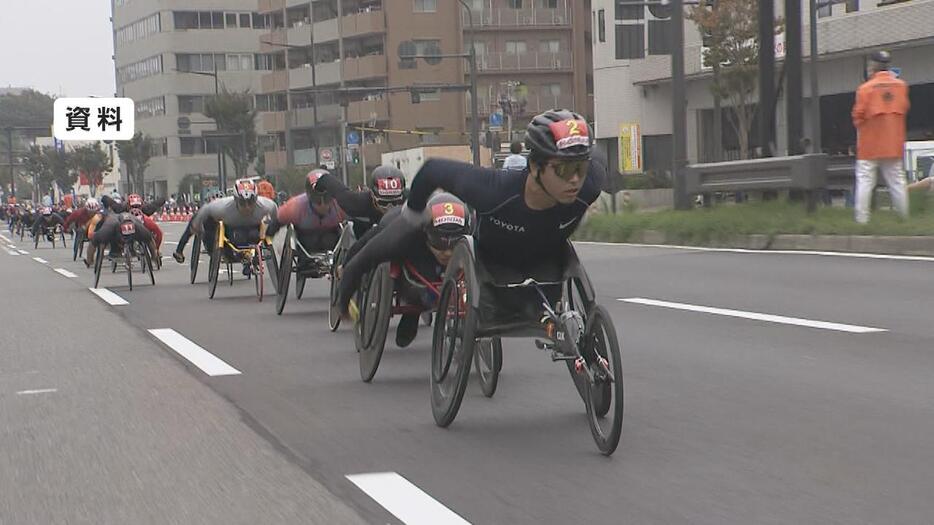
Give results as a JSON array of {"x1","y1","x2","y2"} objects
[
  {"x1": 578, "y1": 241, "x2": 934, "y2": 263},
  {"x1": 346, "y1": 472, "x2": 470, "y2": 525},
  {"x1": 54, "y1": 268, "x2": 78, "y2": 278},
  {"x1": 16, "y1": 389, "x2": 57, "y2": 395},
  {"x1": 89, "y1": 288, "x2": 130, "y2": 306},
  {"x1": 32, "y1": 257, "x2": 48, "y2": 264},
  {"x1": 148, "y1": 329, "x2": 242, "y2": 377},
  {"x1": 620, "y1": 298, "x2": 887, "y2": 334}
]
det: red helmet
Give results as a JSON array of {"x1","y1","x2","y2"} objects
[{"x1": 128, "y1": 193, "x2": 143, "y2": 208}]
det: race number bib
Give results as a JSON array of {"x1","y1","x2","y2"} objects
[
  {"x1": 548, "y1": 119, "x2": 591, "y2": 150},
  {"x1": 375, "y1": 177, "x2": 404, "y2": 197},
  {"x1": 120, "y1": 222, "x2": 136, "y2": 235},
  {"x1": 431, "y1": 202, "x2": 466, "y2": 227}
]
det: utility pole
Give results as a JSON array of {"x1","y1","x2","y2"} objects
[
  {"x1": 337, "y1": 0, "x2": 349, "y2": 185},
  {"x1": 459, "y1": 0, "x2": 481, "y2": 166},
  {"x1": 785, "y1": 0, "x2": 804, "y2": 155},
  {"x1": 758, "y1": 0, "x2": 776, "y2": 157},
  {"x1": 671, "y1": 0, "x2": 690, "y2": 209}
]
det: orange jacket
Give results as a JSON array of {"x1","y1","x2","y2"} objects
[
  {"x1": 852, "y1": 71, "x2": 909, "y2": 160},
  {"x1": 257, "y1": 180, "x2": 276, "y2": 201}
]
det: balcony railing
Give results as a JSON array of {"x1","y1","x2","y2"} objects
[
  {"x1": 477, "y1": 52, "x2": 572, "y2": 72},
  {"x1": 472, "y1": 93, "x2": 574, "y2": 117},
  {"x1": 348, "y1": 98, "x2": 389, "y2": 124},
  {"x1": 463, "y1": 7, "x2": 571, "y2": 28}
]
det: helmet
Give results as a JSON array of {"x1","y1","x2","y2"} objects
[
  {"x1": 524, "y1": 109, "x2": 593, "y2": 162},
  {"x1": 305, "y1": 169, "x2": 329, "y2": 202},
  {"x1": 424, "y1": 192, "x2": 470, "y2": 251},
  {"x1": 85, "y1": 198, "x2": 100, "y2": 211},
  {"x1": 870, "y1": 50, "x2": 891, "y2": 64},
  {"x1": 128, "y1": 193, "x2": 143, "y2": 208},
  {"x1": 234, "y1": 179, "x2": 257, "y2": 203},
  {"x1": 369, "y1": 165, "x2": 406, "y2": 207},
  {"x1": 40, "y1": 207, "x2": 52, "y2": 216}
]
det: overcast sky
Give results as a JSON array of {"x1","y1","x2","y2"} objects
[{"x1": 0, "y1": 0, "x2": 115, "y2": 98}]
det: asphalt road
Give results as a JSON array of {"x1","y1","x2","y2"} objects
[{"x1": 3, "y1": 222, "x2": 934, "y2": 524}]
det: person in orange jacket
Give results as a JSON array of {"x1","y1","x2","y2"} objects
[
  {"x1": 257, "y1": 176, "x2": 276, "y2": 202},
  {"x1": 851, "y1": 50, "x2": 910, "y2": 224}
]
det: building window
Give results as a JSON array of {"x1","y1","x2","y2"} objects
[
  {"x1": 173, "y1": 11, "x2": 199, "y2": 29},
  {"x1": 538, "y1": 0, "x2": 558, "y2": 7},
  {"x1": 615, "y1": 0, "x2": 643, "y2": 20},
  {"x1": 505, "y1": 40, "x2": 527, "y2": 54},
  {"x1": 117, "y1": 55, "x2": 163, "y2": 83},
  {"x1": 648, "y1": 20, "x2": 670, "y2": 55},
  {"x1": 507, "y1": 0, "x2": 523, "y2": 8},
  {"x1": 417, "y1": 89, "x2": 441, "y2": 102},
  {"x1": 846, "y1": 0, "x2": 859, "y2": 12},
  {"x1": 240, "y1": 13, "x2": 252, "y2": 27},
  {"x1": 178, "y1": 95, "x2": 207, "y2": 114},
  {"x1": 414, "y1": 0, "x2": 437, "y2": 12},
  {"x1": 413, "y1": 39, "x2": 441, "y2": 55},
  {"x1": 598, "y1": 9, "x2": 606, "y2": 42},
  {"x1": 135, "y1": 96, "x2": 165, "y2": 119},
  {"x1": 615, "y1": 25, "x2": 644, "y2": 59},
  {"x1": 540, "y1": 39, "x2": 560, "y2": 53},
  {"x1": 116, "y1": 13, "x2": 161, "y2": 44},
  {"x1": 818, "y1": 3, "x2": 832, "y2": 17}
]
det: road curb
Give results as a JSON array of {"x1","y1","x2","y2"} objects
[{"x1": 619, "y1": 231, "x2": 934, "y2": 256}]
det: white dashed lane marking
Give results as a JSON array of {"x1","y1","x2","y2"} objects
[
  {"x1": 148, "y1": 329, "x2": 241, "y2": 377},
  {"x1": 346, "y1": 472, "x2": 470, "y2": 525},
  {"x1": 89, "y1": 288, "x2": 129, "y2": 306}
]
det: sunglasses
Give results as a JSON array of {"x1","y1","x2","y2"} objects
[
  {"x1": 546, "y1": 160, "x2": 589, "y2": 181},
  {"x1": 427, "y1": 233, "x2": 461, "y2": 252}
]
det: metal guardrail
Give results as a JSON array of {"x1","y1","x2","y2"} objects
[{"x1": 685, "y1": 154, "x2": 829, "y2": 211}]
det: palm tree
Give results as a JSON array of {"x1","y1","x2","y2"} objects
[
  {"x1": 116, "y1": 132, "x2": 153, "y2": 194},
  {"x1": 204, "y1": 88, "x2": 258, "y2": 180},
  {"x1": 70, "y1": 143, "x2": 110, "y2": 197}
]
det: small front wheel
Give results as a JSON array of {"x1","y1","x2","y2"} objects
[{"x1": 474, "y1": 337, "x2": 503, "y2": 398}]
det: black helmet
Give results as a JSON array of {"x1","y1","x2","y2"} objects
[
  {"x1": 369, "y1": 165, "x2": 406, "y2": 206},
  {"x1": 525, "y1": 109, "x2": 593, "y2": 162},
  {"x1": 870, "y1": 50, "x2": 891, "y2": 64},
  {"x1": 424, "y1": 192, "x2": 470, "y2": 251},
  {"x1": 305, "y1": 169, "x2": 329, "y2": 202}
]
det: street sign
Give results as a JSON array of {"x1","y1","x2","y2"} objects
[
  {"x1": 177, "y1": 116, "x2": 191, "y2": 130},
  {"x1": 324, "y1": 161, "x2": 336, "y2": 170},
  {"x1": 489, "y1": 112, "x2": 504, "y2": 129},
  {"x1": 320, "y1": 148, "x2": 333, "y2": 162},
  {"x1": 347, "y1": 131, "x2": 361, "y2": 145}
]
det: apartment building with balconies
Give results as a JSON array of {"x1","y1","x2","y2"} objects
[
  {"x1": 593, "y1": 0, "x2": 934, "y2": 177},
  {"x1": 462, "y1": 0, "x2": 594, "y2": 142},
  {"x1": 112, "y1": 0, "x2": 270, "y2": 198},
  {"x1": 257, "y1": 0, "x2": 466, "y2": 173}
]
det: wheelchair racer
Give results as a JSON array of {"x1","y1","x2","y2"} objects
[
  {"x1": 31, "y1": 206, "x2": 65, "y2": 240},
  {"x1": 336, "y1": 192, "x2": 471, "y2": 348},
  {"x1": 127, "y1": 193, "x2": 164, "y2": 260},
  {"x1": 314, "y1": 165, "x2": 406, "y2": 237},
  {"x1": 376, "y1": 109, "x2": 606, "y2": 359},
  {"x1": 189, "y1": 179, "x2": 277, "y2": 276},
  {"x1": 84, "y1": 207, "x2": 156, "y2": 269},
  {"x1": 267, "y1": 170, "x2": 346, "y2": 260}
]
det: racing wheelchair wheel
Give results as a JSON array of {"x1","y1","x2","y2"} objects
[
  {"x1": 581, "y1": 304, "x2": 624, "y2": 456},
  {"x1": 474, "y1": 337, "x2": 503, "y2": 398},
  {"x1": 430, "y1": 240, "x2": 478, "y2": 427},
  {"x1": 189, "y1": 233, "x2": 202, "y2": 284},
  {"x1": 355, "y1": 263, "x2": 393, "y2": 382},
  {"x1": 208, "y1": 246, "x2": 222, "y2": 299},
  {"x1": 275, "y1": 228, "x2": 293, "y2": 315},
  {"x1": 295, "y1": 276, "x2": 306, "y2": 300},
  {"x1": 143, "y1": 244, "x2": 156, "y2": 286},
  {"x1": 253, "y1": 245, "x2": 265, "y2": 302},
  {"x1": 564, "y1": 276, "x2": 593, "y2": 407},
  {"x1": 124, "y1": 241, "x2": 134, "y2": 291},
  {"x1": 328, "y1": 224, "x2": 355, "y2": 332},
  {"x1": 72, "y1": 228, "x2": 85, "y2": 261},
  {"x1": 92, "y1": 244, "x2": 104, "y2": 289}
]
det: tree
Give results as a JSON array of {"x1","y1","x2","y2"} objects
[
  {"x1": 70, "y1": 143, "x2": 110, "y2": 197},
  {"x1": 116, "y1": 131, "x2": 153, "y2": 193},
  {"x1": 0, "y1": 89, "x2": 55, "y2": 194},
  {"x1": 21, "y1": 145, "x2": 51, "y2": 198},
  {"x1": 689, "y1": 0, "x2": 782, "y2": 159},
  {"x1": 20, "y1": 145, "x2": 75, "y2": 198},
  {"x1": 204, "y1": 89, "x2": 258, "y2": 180},
  {"x1": 276, "y1": 166, "x2": 307, "y2": 197}
]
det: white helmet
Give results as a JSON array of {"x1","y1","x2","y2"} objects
[{"x1": 85, "y1": 198, "x2": 100, "y2": 211}]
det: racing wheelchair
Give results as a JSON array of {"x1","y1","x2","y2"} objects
[
  {"x1": 91, "y1": 214, "x2": 156, "y2": 291},
  {"x1": 206, "y1": 220, "x2": 276, "y2": 301},
  {"x1": 274, "y1": 224, "x2": 335, "y2": 315},
  {"x1": 429, "y1": 237, "x2": 623, "y2": 455},
  {"x1": 34, "y1": 223, "x2": 66, "y2": 250},
  {"x1": 326, "y1": 220, "x2": 357, "y2": 331}
]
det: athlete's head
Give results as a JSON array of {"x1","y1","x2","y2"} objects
[
  {"x1": 525, "y1": 109, "x2": 593, "y2": 205},
  {"x1": 424, "y1": 192, "x2": 470, "y2": 266},
  {"x1": 369, "y1": 165, "x2": 406, "y2": 213},
  {"x1": 233, "y1": 178, "x2": 257, "y2": 213},
  {"x1": 304, "y1": 169, "x2": 332, "y2": 212}
]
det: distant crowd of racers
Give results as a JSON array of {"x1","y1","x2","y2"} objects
[{"x1": 3, "y1": 110, "x2": 625, "y2": 454}]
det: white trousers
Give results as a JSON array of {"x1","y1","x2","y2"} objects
[{"x1": 854, "y1": 159, "x2": 908, "y2": 224}]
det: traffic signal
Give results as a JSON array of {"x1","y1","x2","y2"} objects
[{"x1": 351, "y1": 148, "x2": 360, "y2": 165}]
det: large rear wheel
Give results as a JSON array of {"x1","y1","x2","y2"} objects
[
  {"x1": 356, "y1": 263, "x2": 393, "y2": 383},
  {"x1": 124, "y1": 242, "x2": 133, "y2": 291},
  {"x1": 430, "y1": 241, "x2": 478, "y2": 427},
  {"x1": 189, "y1": 233, "x2": 202, "y2": 284},
  {"x1": 254, "y1": 247, "x2": 265, "y2": 302},
  {"x1": 92, "y1": 244, "x2": 104, "y2": 288}
]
